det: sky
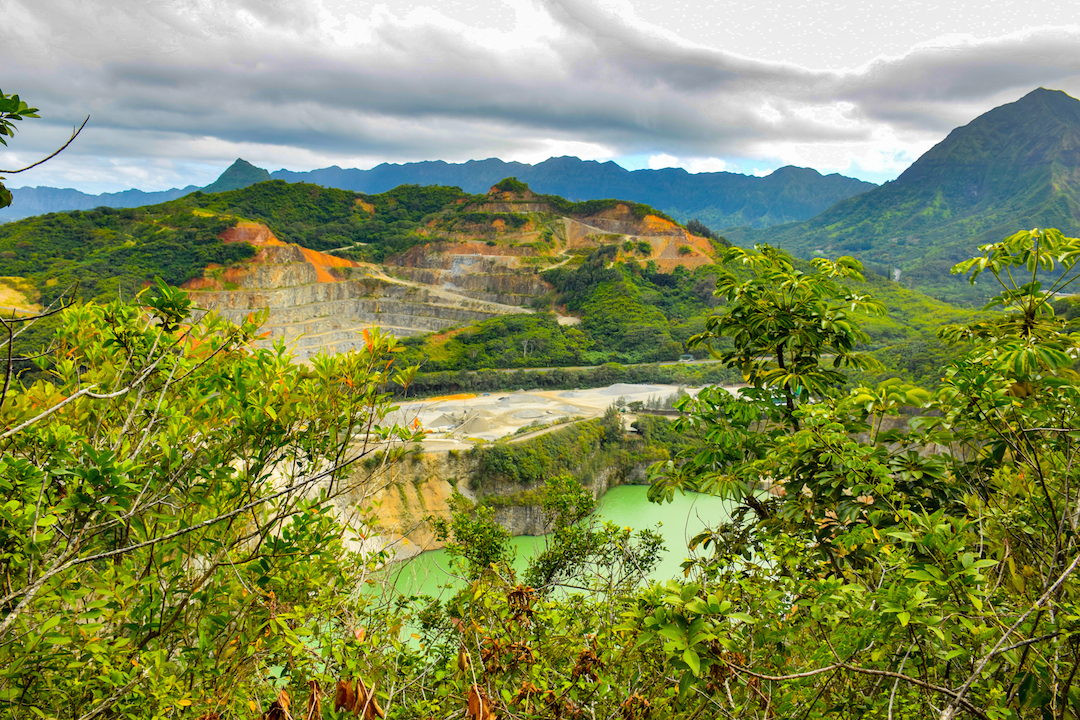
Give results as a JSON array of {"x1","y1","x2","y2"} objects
[{"x1": 2, "y1": 0, "x2": 1080, "y2": 194}]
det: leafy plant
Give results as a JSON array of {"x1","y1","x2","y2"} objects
[
  {"x1": 691, "y1": 243, "x2": 884, "y2": 425},
  {"x1": 0, "y1": 286, "x2": 423, "y2": 717},
  {"x1": 643, "y1": 228, "x2": 1080, "y2": 719}
]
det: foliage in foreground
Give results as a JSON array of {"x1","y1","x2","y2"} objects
[
  {"x1": 0, "y1": 284, "x2": 423, "y2": 717},
  {"x1": 6, "y1": 228, "x2": 1080, "y2": 720},
  {"x1": 646, "y1": 229, "x2": 1080, "y2": 719}
]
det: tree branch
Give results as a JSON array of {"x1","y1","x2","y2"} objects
[{"x1": 0, "y1": 117, "x2": 88, "y2": 174}]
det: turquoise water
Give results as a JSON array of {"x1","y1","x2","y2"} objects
[{"x1": 381, "y1": 485, "x2": 735, "y2": 598}]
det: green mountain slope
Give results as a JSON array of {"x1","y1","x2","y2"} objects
[
  {"x1": 727, "y1": 88, "x2": 1080, "y2": 304},
  {"x1": 201, "y1": 158, "x2": 272, "y2": 194}
]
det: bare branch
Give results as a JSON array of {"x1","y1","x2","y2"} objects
[{"x1": 0, "y1": 116, "x2": 88, "y2": 174}]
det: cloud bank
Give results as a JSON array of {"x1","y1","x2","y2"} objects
[{"x1": 3, "y1": 0, "x2": 1080, "y2": 192}]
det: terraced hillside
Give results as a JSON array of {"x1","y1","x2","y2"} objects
[
  {"x1": 182, "y1": 222, "x2": 530, "y2": 359},
  {"x1": 389, "y1": 181, "x2": 718, "y2": 307}
]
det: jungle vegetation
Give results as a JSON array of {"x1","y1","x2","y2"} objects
[{"x1": 4, "y1": 228, "x2": 1080, "y2": 720}]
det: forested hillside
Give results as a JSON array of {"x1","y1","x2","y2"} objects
[
  {"x1": 0, "y1": 174, "x2": 983, "y2": 389},
  {"x1": 0, "y1": 181, "x2": 471, "y2": 306}
]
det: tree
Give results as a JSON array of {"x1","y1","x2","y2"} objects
[
  {"x1": 691, "y1": 243, "x2": 883, "y2": 427},
  {"x1": 0, "y1": 90, "x2": 38, "y2": 209},
  {"x1": 415, "y1": 475, "x2": 668, "y2": 720},
  {"x1": 641, "y1": 229, "x2": 1080, "y2": 719},
  {"x1": 0, "y1": 283, "x2": 422, "y2": 717},
  {"x1": 685, "y1": 218, "x2": 730, "y2": 248}
]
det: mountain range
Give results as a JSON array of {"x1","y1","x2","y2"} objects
[
  {"x1": 726, "y1": 87, "x2": 1080, "y2": 303},
  {"x1": 0, "y1": 157, "x2": 874, "y2": 230},
  {"x1": 271, "y1": 157, "x2": 875, "y2": 230},
  {"x1": 0, "y1": 184, "x2": 200, "y2": 222}
]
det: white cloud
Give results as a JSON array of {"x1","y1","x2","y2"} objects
[
  {"x1": 685, "y1": 158, "x2": 728, "y2": 173},
  {"x1": 647, "y1": 154, "x2": 679, "y2": 170}
]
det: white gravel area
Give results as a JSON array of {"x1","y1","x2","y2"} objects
[{"x1": 396, "y1": 382, "x2": 720, "y2": 442}]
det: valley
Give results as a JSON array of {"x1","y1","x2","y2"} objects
[{"x1": 7, "y1": 80, "x2": 1080, "y2": 720}]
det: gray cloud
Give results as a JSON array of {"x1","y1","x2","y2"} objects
[{"x1": 3, "y1": 0, "x2": 1079, "y2": 191}]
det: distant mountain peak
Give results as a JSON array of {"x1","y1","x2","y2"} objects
[
  {"x1": 894, "y1": 87, "x2": 1080, "y2": 192},
  {"x1": 202, "y1": 159, "x2": 271, "y2": 194},
  {"x1": 769, "y1": 166, "x2": 824, "y2": 179}
]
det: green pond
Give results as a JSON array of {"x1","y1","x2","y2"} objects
[{"x1": 380, "y1": 485, "x2": 735, "y2": 598}]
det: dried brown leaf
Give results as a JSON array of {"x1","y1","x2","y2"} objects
[
  {"x1": 355, "y1": 678, "x2": 385, "y2": 720},
  {"x1": 335, "y1": 679, "x2": 356, "y2": 713},
  {"x1": 305, "y1": 680, "x2": 321, "y2": 720},
  {"x1": 263, "y1": 690, "x2": 291, "y2": 720},
  {"x1": 467, "y1": 684, "x2": 495, "y2": 720}
]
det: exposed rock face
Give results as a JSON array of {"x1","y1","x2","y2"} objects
[
  {"x1": 392, "y1": 247, "x2": 551, "y2": 306},
  {"x1": 355, "y1": 449, "x2": 479, "y2": 560},
  {"x1": 356, "y1": 445, "x2": 654, "y2": 559},
  {"x1": 184, "y1": 223, "x2": 530, "y2": 359},
  {"x1": 390, "y1": 200, "x2": 717, "y2": 309},
  {"x1": 181, "y1": 192, "x2": 717, "y2": 361}
]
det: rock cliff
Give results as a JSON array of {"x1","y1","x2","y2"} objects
[
  {"x1": 184, "y1": 222, "x2": 530, "y2": 359},
  {"x1": 355, "y1": 444, "x2": 652, "y2": 560}
]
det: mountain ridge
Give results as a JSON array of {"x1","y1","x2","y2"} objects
[
  {"x1": 271, "y1": 156, "x2": 876, "y2": 230},
  {"x1": 0, "y1": 156, "x2": 875, "y2": 229}
]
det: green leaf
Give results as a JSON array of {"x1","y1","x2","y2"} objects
[
  {"x1": 727, "y1": 612, "x2": 757, "y2": 624},
  {"x1": 683, "y1": 648, "x2": 701, "y2": 675}
]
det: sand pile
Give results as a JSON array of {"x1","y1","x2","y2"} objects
[
  {"x1": 460, "y1": 416, "x2": 491, "y2": 434},
  {"x1": 514, "y1": 409, "x2": 545, "y2": 419},
  {"x1": 497, "y1": 394, "x2": 543, "y2": 406}
]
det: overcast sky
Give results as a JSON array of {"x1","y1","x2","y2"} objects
[{"x1": 3, "y1": 0, "x2": 1079, "y2": 193}]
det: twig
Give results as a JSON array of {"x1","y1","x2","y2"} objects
[
  {"x1": 939, "y1": 551, "x2": 1080, "y2": 720},
  {"x1": 0, "y1": 117, "x2": 89, "y2": 174},
  {"x1": 75, "y1": 666, "x2": 150, "y2": 720},
  {"x1": 727, "y1": 661, "x2": 988, "y2": 720},
  {"x1": 0, "y1": 440, "x2": 378, "y2": 636}
]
